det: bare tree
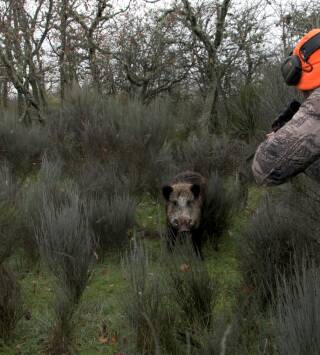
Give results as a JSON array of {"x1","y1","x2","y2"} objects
[
  {"x1": 115, "y1": 9, "x2": 194, "y2": 103},
  {"x1": 0, "y1": 0, "x2": 53, "y2": 123},
  {"x1": 177, "y1": 0, "x2": 231, "y2": 131},
  {"x1": 68, "y1": 0, "x2": 131, "y2": 94}
]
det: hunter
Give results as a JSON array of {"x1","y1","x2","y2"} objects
[{"x1": 252, "y1": 28, "x2": 320, "y2": 186}]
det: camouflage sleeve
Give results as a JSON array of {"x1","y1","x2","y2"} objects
[{"x1": 252, "y1": 89, "x2": 320, "y2": 186}]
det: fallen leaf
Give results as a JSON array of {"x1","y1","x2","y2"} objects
[
  {"x1": 101, "y1": 268, "x2": 108, "y2": 276},
  {"x1": 93, "y1": 251, "x2": 99, "y2": 260},
  {"x1": 98, "y1": 336, "x2": 109, "y2": 345},
  {"x1": 180, "y1": 264, "x2": 190, "y2": 273},
  {"x1": 16, "y1": 344, "x2": 21, "y2": 352}
]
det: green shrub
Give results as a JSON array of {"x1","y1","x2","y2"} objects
[
  {"x1": 18, "y1": 157, "x2": 67, "y2": 261},
  {"x1": 228, "y1": 84, "x2": 264, "y2": 143},
  {"x1": 36, "y1": 186, "x2": 94, "y2": 354},
  {"x1": 0, "y1": 112, "x2": 48, "y2": 174},
  {"x1": 89, "y1": 193, "x2": 136, "y2": 255},
  {"x1": 122, "y1": 242, "x2": 176, "y2": 354},
  {"x1": 171, "y1": 133, "x2": 248, "y2": 178},
  {"x1": 122, "y1": 240, "x2": 235, "y2": 354},
  {"x1": 165, "y1": 239, "x2": 218, "y2": 331},
  {"x1": 275, "y1": 261, "x2": 320, "y2": 355},
  {"x1": 78, "y1": 161, "x2": 137, "y2": 255},
  {"x1": 202, "y1": 173, "x2": 241, "y2": 250},
  {"x1": 239, "y1": 195, "x2": 320, "y2": 308},
  {"x1": 48, "y1": 88, "x2": 176, "y2": 195},
  {"x1": 77, "y1": 160, "x2": 138, "y2": 198}
]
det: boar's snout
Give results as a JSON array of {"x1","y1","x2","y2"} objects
[{"x1": 174, "y1": 217, "x2": 192, "y2": 232}]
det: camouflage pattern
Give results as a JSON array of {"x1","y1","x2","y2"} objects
[
  {"x1": 252, "y1": 87, "x2": 320, "y2": 186},
  {"x1": 162, "y1": 171, "x2": 207, "y2": 233}
]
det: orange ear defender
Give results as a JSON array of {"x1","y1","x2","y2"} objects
[{"x1": 281, "y1": 29, "x2": 320, "y2": 90}]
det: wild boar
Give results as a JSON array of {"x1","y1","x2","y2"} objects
[{"x1": 162, "y1": 171, "x2": 208, "y2": 257}]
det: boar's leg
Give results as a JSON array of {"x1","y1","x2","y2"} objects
[{"x1": 192, "y1": 229, "x2": 204, "y2": 260}]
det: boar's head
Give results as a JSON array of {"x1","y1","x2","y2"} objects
[{"x1": 162, "y1": 182, "x2": 203, "y2": 233}]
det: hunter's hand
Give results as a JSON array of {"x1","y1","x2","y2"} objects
[
  {"x1": 266, "y1": 132, "x2": 275, "y2": 139},
  {"x1": 271, "y1": 100, "x2": 301, "y2": 132}
]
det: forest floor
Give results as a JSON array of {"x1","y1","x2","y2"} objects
[{"x1": 0, "y1": 187, "x2": 263, "y2": 355}]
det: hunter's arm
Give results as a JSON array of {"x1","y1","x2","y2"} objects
[{"x1": 252, "y1": 88, "x2": 320, "y2": 186}]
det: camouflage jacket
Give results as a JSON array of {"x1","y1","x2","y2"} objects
[{"x1": 252, "y1": 87, "x2": 320, "y2": 186}]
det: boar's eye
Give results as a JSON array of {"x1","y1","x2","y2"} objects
[
  {"x1": 190, "y1": 184, "x2": 201, "y2": 198},
  {"x1": 172, "y1": 200, "x2": 178, "y2": 206},
  {"x1": 162, "y1": 185, "x2": 173, "y2": 200},
  {"x1": 187, "y1": 200, "x2": 192, "y2": 207}
]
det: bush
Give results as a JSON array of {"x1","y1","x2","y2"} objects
[
  {"x1": 122, "y1": 241, "x2": 176, "y2": 354},
  {"x1": 36, "y1": 186, "x2": 94, "y2": 354},
  {"x1": 171, "y1": 133, "x2": 249, "y2": 178},
  {"x1": 239, "y1": 195, "x2": 320, "y2": 308},
  {"x1": 18, "y1": 157, "x2": 67, "y2": 261},
  {"x1": 202, "y1": 173, "x2": 241, "y2": 250},
  {"x1": 165, "y1": 239, "x2": 218, "y2": 331},
  {"x1": 48, "y1": 88, "x2": 176, "y2": 195},
  {"x1": 47, "y1": 87, "x2": 109, "y2": 163},
  {"x1": 275, "y1": 261, "x2": 320, "y2": 355},
  {"x1": 227, "y1": 84, "x2": 265, "y2": 143},
  {"x1": 0, "y1": 112, "x2": 48, "y2": 174},
  {"x1": 89, "y1": 193, "x2": 136, "y2": 255},
  {"x1": 77, "y1": 159, "x2": 140, "y2": 199},
  {"x1": 78, "y1": 161, "x2": 137, "y2": 255},
  {"x1": 122, "y1": 240, "x2": 234, "y2": 354}
]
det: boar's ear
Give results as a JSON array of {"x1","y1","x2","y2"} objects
[
  {"x1": 162, "y1": 185, "x2": 173, "y2": 200},
  {"x1": 190, "y1": 184, "x2": 201, "y2": 198}
]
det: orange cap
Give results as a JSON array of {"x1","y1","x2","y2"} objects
[{"x1": 293, "y1": 29, "x2": 320, "y2": 90}]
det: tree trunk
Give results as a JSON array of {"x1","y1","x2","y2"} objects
[
  {"x1": 59, "y1": 0, "x2": 68, "y2": 102},
  {"x1": 1, "y1": 80, "x2": 8, "y2": 109},
  {"x1": 17, "y1": 91, "x2": 24, "y2": 118},
  {"x1": 89, "y1": 48, "x2": 101, "y2": 93},
  {"x1": 200, "y1": 67, "x2": 219, "y2": 133}
]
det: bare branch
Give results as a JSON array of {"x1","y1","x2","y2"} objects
[{"x1": 33, "y1": 0, "x2": 54, "y2": 56}]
